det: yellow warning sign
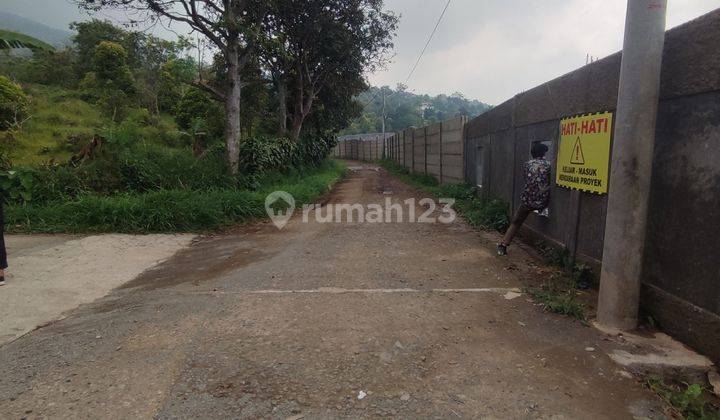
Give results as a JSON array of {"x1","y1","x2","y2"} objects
[{"x1": 556, "y1": 112, "x2": 613, "y2": 194}]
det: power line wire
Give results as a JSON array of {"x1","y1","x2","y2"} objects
[
  {"x1": 404, "y1": 0, "x2": 451, "y2": 84},
  {"x1": 362, "y1": 0, "x2": 452, "y2": 108}
]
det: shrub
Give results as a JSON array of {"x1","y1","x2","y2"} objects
[
  {"x1": 5, "y1": 160, "x2": 347, "y2": 233},
  {"x1": 93, "y1": 41, "x2": 135, "y2": 94},
  {"x1": 117, "y1": 143, "x2": 234, "y2": 192},
  {"x1": 238, "y1": 136, "x2": 298, "y2": 174},
  {"x1": 646, "y1": 377, "x2": 719, "y2": 420},
  {"x1": 0, "y1": 103, "x2": 338, "y2": 207},
  {"x1": 297, "y1": 134, "x2": 337, "y2": 166},
  {"x1": 78, "y1": 41, "x2": 136, "y2": 119},
  {"x1": 237, "y1": 135, "x2": 337, "y2": 177},
  {"x1": 173, "y1": 88, "x2": 225, "y2": 140},
  {"x1": 0, "y1": 76, "x2": 29, "y2": 130}
]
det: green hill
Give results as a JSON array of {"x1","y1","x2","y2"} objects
[
  {"x1": 342, "y1": 85, "x2": 491, "y2": 135},
  {"x1": 0, "y1": 13, "x2": 72, "y2": 47}
]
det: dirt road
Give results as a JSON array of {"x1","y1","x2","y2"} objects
[{"x1": 0, "y1": 163, "x2": 666, "y2": 419}]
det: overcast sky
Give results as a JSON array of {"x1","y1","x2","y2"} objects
[{"x1": 3, "y1": 0, "x2": 718, "y2": 104}]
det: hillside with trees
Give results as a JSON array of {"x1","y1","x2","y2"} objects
[
  {"x1": 0, "y1": 0, "x2": 397, "y2": 233},
  {"x1": 342, "y1": 84, "x2": 491, "y2": 135}
]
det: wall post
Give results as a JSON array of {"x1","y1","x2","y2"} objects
[
  {"x1": 424, "y1": 126, "x2": 428, "y2": 174},
  {"x1": 411, "y1": 128, "x2": 415, "y2": 171},
  {"x1": 439, "y1": 122, "x2": 444, "y2": 184}
]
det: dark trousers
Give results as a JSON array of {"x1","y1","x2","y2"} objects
[
  {"x1": 501, "y1": 204, "x2": 535, "y2": 246},
  {"x1": 0, "y1": 202, "x2": 7, "y2": 269}
]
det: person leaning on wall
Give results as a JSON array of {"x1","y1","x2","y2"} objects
[{"x1": 497, "y1": 142, "x2": 551, "y2": 256}]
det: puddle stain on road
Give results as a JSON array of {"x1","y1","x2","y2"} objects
[{"x1": 121, "y1": 237, "x2": 271, "y2": 291}]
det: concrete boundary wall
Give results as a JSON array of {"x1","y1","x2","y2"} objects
[
  {"x1": 404, "y1": 128, "x2": 413, "y2": 168},
  {"x1": 335, "y1": 133, "x2": 392, "y2": 163},
  {"x1": 337, "y1": 117, "x2": 467, "y2": 185},
  {"x1": 413, "y1": 127, "x2": 426, "y2": 173},
  {"x1": 426, "y1": 122, "x2": 441, "y2": 179},
  {"x1": 463, "y1": 10, "x2": 720, "y2": 363}
]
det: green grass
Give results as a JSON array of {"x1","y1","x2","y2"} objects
[
  {"x1": 5, "y1": 160, "x2": 347, "y2": 233},
  {"x1": 524, "y1": 284, "x2": 588, "y2": 321},
  {"x1": 647, "y1": 377, "x2": 720, "y2": 420},
  {"x1": 6, "y1": 84, "x2": 184, "y2": 165},
  {"x1": 378, "y1": 158, "x2": 509, "y2": 232},
  {"x1": 9, "y1": 84, "x2": 106, "y2": 164}
]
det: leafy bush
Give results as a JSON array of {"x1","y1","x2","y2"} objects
[
  {"x1": 158, "y1": 58, "x2": 195, "y2": 113},
  {"x1": 77, "y1": 41, "x2": 136, "y2": 119},
  {"x1": 0, "y1": 76, "x2": 29, "y2": 130},
  {"x1": 0, "y1": 163, "x2": 101, "y2": 204},
  {"x1": 239, "y1": 136, "x2": 298, "y2": 174},
  {"x1": 238, "y1": 135, "x2": 337, "y2": 176},
  {"x1": 1, "y1": 126, "x2": 339, "y2": 206},
  {"x1": 646, "y1": 377, "x2": 719, "y2": 420},
  {"x1": 117, "y1": 144, "x2": 233, "y2": 192},
  {"x1": 92, "y1": 41, "x2": 135, "y2": 94},
  {"x1": 173, "y1": 87, "x2": 225, "y2": 140},
  {"x1": 297, "y1": 134, "x2": 338, "y2": 166}
]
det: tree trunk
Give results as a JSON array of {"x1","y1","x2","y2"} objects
[
  {"x1": 290, "y1": 113, "x2": 303, "y2": 142},
  {"x1": 289, "y1": 96, "x2": 314, "y2": 143},
  {"x1": 276, "y1": 76, "x2": 287, "y2": 137},
  {"x1": 225, "y1": 42, "x2": 242, "y2": 175}
]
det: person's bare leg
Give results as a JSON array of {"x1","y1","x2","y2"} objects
[
  {"x1": 0, "y1": 268, "x2": 5, "y2": 285},
  {"x1": 501, "y1": 222, "x2": 520, "y2": 246},
  {"x1": 498, "y1": 205, "x2": 531, "y2": 256}
]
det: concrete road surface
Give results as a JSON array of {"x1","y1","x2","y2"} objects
[
  {"x1": 0, "y1": 163, "x2": 668, "y2": 419},
  {"x1": 0, "y1": 234, "x2": 196, "y2": 345}
]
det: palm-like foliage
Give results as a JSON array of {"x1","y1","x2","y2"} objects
[{"x1": 0, "y1": 29, "x2": 55, "y2": 52}]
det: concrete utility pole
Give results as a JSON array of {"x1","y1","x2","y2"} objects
[{"x1": 597, "y1": 0, "x2": 667, "y2": 331}]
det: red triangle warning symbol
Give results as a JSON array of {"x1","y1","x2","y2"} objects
[{"x1": 570, "y1": 136, "x2": 585, "y2": 165}]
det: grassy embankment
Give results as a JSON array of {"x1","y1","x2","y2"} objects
[
  {"x1": 6, "y1": 160, "x2": 346, "y2": 233},
  {"x1": 4, "y1": 84, "x2": 346, "y2": 233},
  {"x1": 9, "y1": 84, "x2": 178, "y2": 165}
]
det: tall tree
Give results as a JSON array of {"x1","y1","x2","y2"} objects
[
  {"x1": 71, "y1": 20, "x2": 134, "y2": 74},
  {"x1": 77, "y1": 0, "x2": 266, "y2": 174},
  {"x1": 135, "y1": 35, "x2": 192, "y2": 114},
  {"x1": 89, "y1": 40, "x2": 137, "y2": 119},
  {"x1": 264, "y1": 0, "x2": 397, "y2": 142}
]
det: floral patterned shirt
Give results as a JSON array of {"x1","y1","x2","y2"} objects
[{"x1": 520, "y1": 158, "x2": 551, "y2": 210}]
